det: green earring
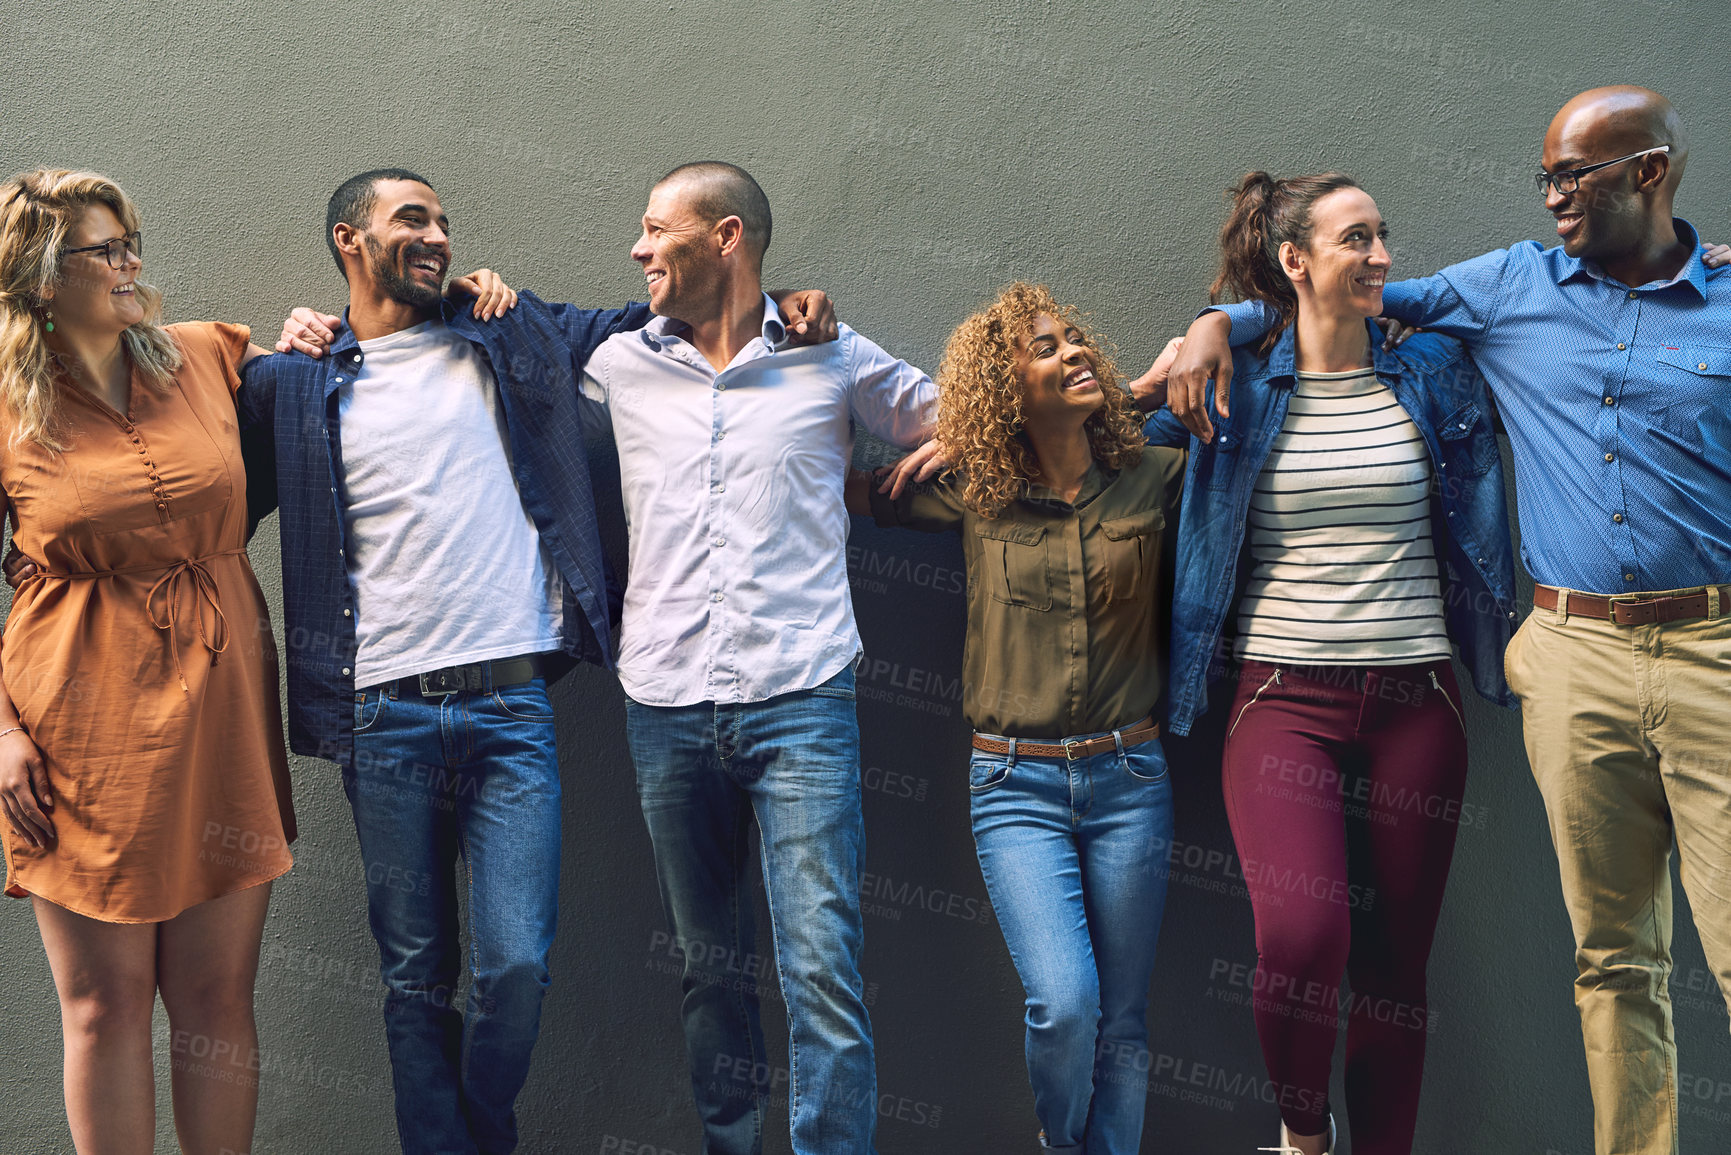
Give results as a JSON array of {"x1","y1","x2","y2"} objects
[{"x1": 43, "y1": 308, "x2": 52, "y2": 333}]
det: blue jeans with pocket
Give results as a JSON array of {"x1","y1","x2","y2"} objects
[
  {"x1": 343, "y1": 674, "x2": 562, "y2": 1155},
  {"x1": 969, "y1": 732, "x2": 1175, "y2": 1154},
  {"x1": 625, "y1": 665, "x2": 877, "y2": 1155}
]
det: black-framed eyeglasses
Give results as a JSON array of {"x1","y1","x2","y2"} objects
[
  {"x1": 61, "y1": 232, "x2": 143, "y2": 269},
  {"x1": 1535, "y1": 146, "x2": 1670, "y2": 196}
]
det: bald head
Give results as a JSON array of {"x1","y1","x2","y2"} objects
[
  {"x1": 1548, "y1": 86, "x2": 1688, "y2": 192},
  {"x1": 653, "y1": 162, "x2": 772, "y2": 267}
]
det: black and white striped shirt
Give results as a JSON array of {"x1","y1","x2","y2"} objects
[{"x1": 1234, "y1": 367, "x2": 1451, "y2": 665}]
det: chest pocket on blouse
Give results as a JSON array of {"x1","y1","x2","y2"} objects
[
  {"x1": 1100, "y1": 509, "x2": 1165, "y2": 604},
  {"x1": 975, "y1": 520, "x2": 1051, "y2": 610},
  {"x1": 1435, "y1": 401, "x2": 1495, "y2": 477}
]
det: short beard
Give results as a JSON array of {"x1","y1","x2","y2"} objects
[{"x1": 365, "y1": 235, "x2": 442, "y2": 309}]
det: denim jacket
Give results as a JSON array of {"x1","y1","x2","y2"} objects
[{"x1": 1151, "y1": 320, "x2": 1519, "y2": 737}]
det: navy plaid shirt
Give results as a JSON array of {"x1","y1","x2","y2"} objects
[
  {"x1": 1215, "y1": 219, "x2": 1731, "y2": 594},
  {"x1": 239, "y1": 291, "x2": 651, "y2": 767}
]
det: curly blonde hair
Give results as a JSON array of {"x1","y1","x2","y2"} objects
[
  {"x1": 0, "y1": 169, "x2": 181, "y2": 451},
  {"x1": 935, "y1": 282, "x2": 1145, "y2": 518}
]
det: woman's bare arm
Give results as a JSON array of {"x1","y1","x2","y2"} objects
[{"x1": 0, "y1": 495, "x2": 54, "y2": 848}]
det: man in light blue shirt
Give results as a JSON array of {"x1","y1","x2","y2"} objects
[
  {"x1": 581, "y1": 162, "x2": 935, "y2": 1155},
  {"x1": 1168, "y1": 87, "x2": 1730, "y2": 1155}
]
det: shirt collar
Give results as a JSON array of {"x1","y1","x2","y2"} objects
[
  {"x1": 1024, "y1": 460, "x2": 1109, "y2": 509},
  {"x1": 638, "y1": 292, "x2": 786, "y2": 354},
  {"x1": 327, "y1": 305, "x2": 462, "y2": 364},
  {"x1": 1262, "y1": 318, "x2": 1404, "y2": 383},
  {"x1": 330, "y1": 309, "x2": 362, "y2": 362},
  {"x1": 1554, "y1": 217, "x2": 1708, "y2": 299}
]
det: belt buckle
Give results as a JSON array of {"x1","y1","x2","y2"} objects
[
  {"x1": 418, "y1": 667, "x2": 476, "y2": 696},
  {"x1": 1063, "y1": 739, "x2": 1084, "y2": 762},
  {"x1": 1606, "y1": 594, "x2": 1655, "y2": 626}
]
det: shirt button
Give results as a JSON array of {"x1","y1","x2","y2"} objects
[
  {"x1": 1625, "y1": 574, "x2": 1635, "y2": 582},
  {"x1": 1627, "y1": 290, "x2": 1638, "y2": 299},
  {"x1": 1603, "y1": 396, "x2": 1615, "y2": 406},
  {"x1": 713, "y1": 483, "x2": 725, "y2": 493},
  {"x1": 338, "y1": 548, "x2": 345, "y2": 557},
  {"x1": 1477, "y1": 557, "x2": 1486, "y2": 565},
  {"x1": 1613, "y1": 513, "x2": 1624, "y2": 523},
  {"x1": 716, "y1": 430, "x2": 726, "y2": 440},
  {"x1": 1507, "y1": 610, "x2": 1518, "y2": 620},
  {"x1": 711, "y1": 591, "x2": 724, "y2": 602},
  {"x1": 716, "y1": 383, "x2": 727, "y2": 391},
  {"x1": 1458, "y1": 423, "x2": 1467, "y2": 431},
  {"x1": 342, "y1": 608, "x2": 351, "y2": 617},
  {"x1": 713, "y1": 536, "x2": 726, "y2": 547},
  {"x1": 1701, "y1": 363, "x2": 1710, "y2": 372},
  {"x1": 1616, "y1": 342, "x2": 1626, "y2": 350},
  {"x1": 341, "y1": 667, "x2": 351, "y2": 676},
  {"x1": 1605, "y1": 453, "x2": 1615, "y2": 462}
]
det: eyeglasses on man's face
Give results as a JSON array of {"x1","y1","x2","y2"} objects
[
  {"x1": 1535, "y1": 146, "x2": 1670, "y2": 196},
  {"x1": 61, "y1": 232, "x2": 143, "y2": 270}
]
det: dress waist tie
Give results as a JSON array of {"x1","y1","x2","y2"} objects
[{"x1": 38, "y1": 547, "x2": 248, "y2": 694}]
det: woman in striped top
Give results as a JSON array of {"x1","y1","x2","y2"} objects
[
  {"x1": 1235, "y1": 362, "x2": 1452, "y2": 667},
  {"x1": 1160, "y1": 173, "x2": 1518, "y2": 1155}
]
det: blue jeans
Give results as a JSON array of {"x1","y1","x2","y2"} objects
[
  {"x1": 969, "y1": 733, "x2": 1175, "y2": 1154},
  {"x1": 625, "y1": 666, "x2": 877, "y2": 1155},
  {"x1": 343, "y1": 675, "x2": 562, "y2": 1155}
]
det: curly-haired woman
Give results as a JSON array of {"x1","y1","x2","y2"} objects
[{"x1": 847, "y1": 282, "x2": 1185, "y2": 1154}]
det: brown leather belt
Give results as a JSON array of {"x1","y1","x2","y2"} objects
[
  {"x1": 1533, "y1": 584, "x2": 1731, "y2": 626},
  {"x1": 972, "y1": 718, "x2": 1161, "y2": 761}
]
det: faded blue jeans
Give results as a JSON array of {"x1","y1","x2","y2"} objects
[
  {"x1": 343, "y1": 675, "x2": 562, "y2": 1155},
  {"x1": 625, "y1": 665, "x2": 877, "y2": 1155},
  {"x1": 969, "y1": 732, "x2": 1175, "y2": 1154}
]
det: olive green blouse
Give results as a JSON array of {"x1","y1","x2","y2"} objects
[{"x1": 870, "y1": 447, "x2": 1185, "y2": 738}]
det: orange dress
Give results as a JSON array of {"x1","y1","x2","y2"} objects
[{"x1": 1, "y1": 322, "x2": 295, "y2": 923}]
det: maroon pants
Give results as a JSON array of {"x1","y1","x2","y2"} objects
[{"x1": 1221, "y1": 660, "x2": 1469, "y2": 1153}]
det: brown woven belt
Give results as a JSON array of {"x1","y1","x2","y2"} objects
[
  {"x1": 1533, "y1": 583, "x2": 1731, "y2": 626},
  {"x1": 972, "y1": 717, "x2": 1160, "y2": 761}
]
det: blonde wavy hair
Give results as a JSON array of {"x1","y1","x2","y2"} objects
[
  {"x1": 0, "y1": 169, "x2": 180, "y2": 450},
  {"x1": 935, "y1": 282, "x2": 1145, "y2": 518}
]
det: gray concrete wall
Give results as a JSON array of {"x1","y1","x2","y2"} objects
[{"x1": 2, "y1": 0, "x2": 1728, "y2": 1151}]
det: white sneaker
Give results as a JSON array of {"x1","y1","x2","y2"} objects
[{"x1": 1258, "y1": 1112, "x2": 1335, "y2": 1155}]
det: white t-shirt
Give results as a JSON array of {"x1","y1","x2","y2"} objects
[{"x1": 338, "y1": 319, "x2": 562, "y2": 687}]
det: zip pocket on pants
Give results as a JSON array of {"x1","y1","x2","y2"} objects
[
  {"x1": 1429, "y1": 669, "x2": 1466, "y2": 736},
  {"x1": 1229, "y1": 668, "x2": 1282, "y2": 738}
]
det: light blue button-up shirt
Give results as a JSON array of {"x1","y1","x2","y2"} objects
[
  {"x1": 582, "y1": 293, "x2": 936, "y2": 706},
  {"x1": 1214, "y1": 220, "x2": 1731, "y2": 594}
]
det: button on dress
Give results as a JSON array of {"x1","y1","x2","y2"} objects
[{"x1": 1, "y1": 322, "x2": 295, "y2": 923}]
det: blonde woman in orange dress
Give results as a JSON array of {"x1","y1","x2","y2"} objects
[{"x1": 0, "y1": 168, "x2": 297, "y2": 1154}]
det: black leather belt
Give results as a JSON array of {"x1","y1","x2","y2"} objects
[{"x1": 388, "y1": 655, "x2": 546, "y2": 698}]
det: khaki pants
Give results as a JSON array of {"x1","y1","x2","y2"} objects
[{"x1": 1504, "y1": 591, "x2": 1731, "y2": 1155}]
